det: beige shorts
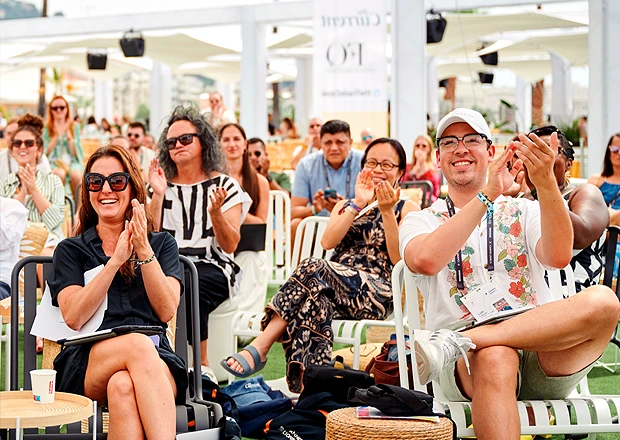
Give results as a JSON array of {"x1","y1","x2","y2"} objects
[{"x1": 437, "y1": 349, "x2": 595, "y2": 401}]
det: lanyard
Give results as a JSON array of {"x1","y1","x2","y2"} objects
[
  {"x1": 323, "y1": 156, "x2": 352, "y2": 199},
  {"x1": 445, "y1": 195, "x2": 494, "y2": 290}
]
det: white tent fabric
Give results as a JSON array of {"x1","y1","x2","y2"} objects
[{"x1": 438, "y1": 58, "x2": 551, "y2": 83}]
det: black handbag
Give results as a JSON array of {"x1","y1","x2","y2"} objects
[
  {"x1": 347, "y1": 384, "x2": 435, "y2": 417},
  {"x1": 300, "y1": 355, "x2": 375, "y2": 403}
]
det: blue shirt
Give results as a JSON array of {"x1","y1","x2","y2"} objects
[{"x1": 292, "y1": 149, "x2": 364, "y2": 215}]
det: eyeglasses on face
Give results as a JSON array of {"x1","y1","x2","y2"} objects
[
  {"x1": 364, "y1": 159, "x2": 397, "y2": 171},
  {"x1": 362, "y1": 135, "x2": 373, "y2": 141},
  {"x1": 11, "y1": 139, "x2": 37, "y2": 149},
  {"x1": 438, "y1": 133, "x2": 487, "y2": 152},
  {"x1": 165, "y1": 133, "x2": 198, "y2": 150},
  {"x1": 127, "y1": 133, "x2": 142, "y2": 138},
  {"x1": 51, "y1": 106, "x2": 66, "y2": 112},
  {"x1": 84, "y1": 172, "x2": 131, "y2": 192}
]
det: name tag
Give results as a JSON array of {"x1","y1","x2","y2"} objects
[{"x1": 460, "y1": 280, "x2": 519, "y2": 323}]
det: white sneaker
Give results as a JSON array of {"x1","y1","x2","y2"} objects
[{"x1": 414, "y1": 329, "x2": 476, "y2": 385}]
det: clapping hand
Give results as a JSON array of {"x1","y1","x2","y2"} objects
[
  {"x1": 376, "y1": 181, "x2": 400, "y2": 214},
  {"x1": 483, "y1": 144, "x2": 522, "y2": 200},
  {"x1": 129, "y1": 199, "x2": 152, "y2": 260},
  {"x1": 110, "y1": 220, "x2": 134, "y2": 268},
  {"x1": 208, "y1": 187, "x2": 228, "y2": 214},
  {"x1": 17, "y1": 164, "x2": 37, "y2": 194},
  {"x1": 148, "y1": 158, "x2": 167, "y2": 196},
  {"x1": 513, "y1": 132, "x2": 557, "y2": 189},
  {"x1": 353, "y1": 169, "x2": 375, "y2": 208}
]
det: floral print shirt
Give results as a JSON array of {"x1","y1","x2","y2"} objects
[{"x1": 399, "y1": 195, "x2": 554, "y2": 331}]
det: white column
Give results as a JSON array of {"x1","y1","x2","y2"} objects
[
  {"x1": 427, "y1": 56, "x2": 439, "y2": 127},
  {"x1": 589, "y1": 0, "x2": 620, "y2": 178},
  {"x1": 295, "y1": 56, "x2": 314, "y2": 138},
  {"x1": 94, "y1": 79, "x2": 113, "y2": 122},
  {"x1": 391, "y1": 0, "x2": 426, "y2": 159},
  {"x1": 216, "y1": 81, "x2": 236, "y2": 115},
  {"x1": 149, "y1": 61, "x2": 173, "y2": 139},
  {"x1": 550, "y1": 52, "x2": 572, "y2": 127},
  {"x1": 515, "y1": 75, "x2": 532, "y2": 133},
  {"x1": 240, "y1": 9, "x2": 267, "y2": 138}
]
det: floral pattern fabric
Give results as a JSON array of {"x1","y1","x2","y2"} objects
[{"x1": 262, "y1": 200, "x2": 405, "y2": 393}]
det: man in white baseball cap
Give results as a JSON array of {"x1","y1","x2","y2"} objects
[{"x1": 398, "y1": 108, "x2": 619, "y2": 439}]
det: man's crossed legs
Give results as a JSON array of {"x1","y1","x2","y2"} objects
[{"x1": 415, "y1": 285, "x2": 620, "y2": 440}]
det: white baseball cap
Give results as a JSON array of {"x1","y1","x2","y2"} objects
[{"x1": 436, "y1": 108, "x2": 492, "y2": 141}]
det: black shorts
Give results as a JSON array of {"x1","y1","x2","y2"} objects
[{"x1": 185, "y1": 261, "x2": 230, "y2": 343}]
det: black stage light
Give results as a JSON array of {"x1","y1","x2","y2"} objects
[
  {"x1": 439, "y1": 79, "x2": 449, "y2": 88},
  {"x1": 87, "y1": 52, "x2": 107, "y2": 70},
  {"x1": 427, "y1": 10, "x2": 447, "y2": 44},
  {"x1": 478, "y1": 72, "x2": 494, "y2": 84},
  {"x1": 480, "y1": 51, "x2": 498, "y2": 66},
  {"x1": 120, "y1": 30, "x2": 145, "y2": 57}
]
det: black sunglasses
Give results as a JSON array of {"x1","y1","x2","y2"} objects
[
  {"x1": 84, "y1": 172, "x2": 131, "y2": 192},
  {"x1": 127, "y1": 133, "x2": 142, "y2": 138},
  {"x1": 11, "y1": 139, "x2": 37, "y2": 148},
  {"x1": 51, "y1": 106, "x2": 66, "y2": 112},
  {"x1": 166, "y1": 133, "x2": 198, "y2": 150}
]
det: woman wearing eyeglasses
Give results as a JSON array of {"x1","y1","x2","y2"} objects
[
  {"x1": 588, "y1": 133, "x2": 620, "y2": 226},
  {"x1": 222, "y1": 138, "x2": 419, "y2": 392},
  {"x1": 48, "y1": 144, "x2": 185, "y2": 439},
  {"x1": 0, "y1": 114, "x2": 65, "y2": 253},
  {"x1": 402, "y1": 134, "x2": 442, "y2": 203},
  {"x1": 42, "y1": 95, "x2": 84, "y2": 196},
  {"x1": 148, "y1": 105, "x2": 251, "y2": 383}
]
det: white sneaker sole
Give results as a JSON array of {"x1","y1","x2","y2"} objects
[{"x1": 414, "y1": 338, "x2": 436, "y2": 385}]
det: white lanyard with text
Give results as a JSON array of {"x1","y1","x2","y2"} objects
[
  {"x1": 323, "y1": 156, "x2": 352, "y2": 200},
  {"x1": 445, "y1": 195, "x2": 494, "y2": 290}
]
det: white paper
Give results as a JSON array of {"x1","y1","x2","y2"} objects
[
  {"x1": 460, "y1": 280, "x2": 522, "y2": 323},
  {"x1": 31, "y1": 265, "x2": 108, "y2": 341}
]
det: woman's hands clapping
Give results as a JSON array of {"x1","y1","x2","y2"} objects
[
  {"x1": 353, "y1": 169, "x2": 375, "y2": 208},
  {"x1": 110, "y1": 220, "x2": 134, "y2": 268},
  {"x1": 376, "y1": 181, "x2": 400, "y2": 214},
  {"x1": 17, "y1": 164, "x2": 37, "y2": 194},
  {"x1": 129, "y1": 199, "x2": 153, "y2": 260}
]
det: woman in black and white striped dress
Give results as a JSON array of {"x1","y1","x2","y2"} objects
[{"x1": 0, "y1": 114, "x2": 65, "y2": 255}]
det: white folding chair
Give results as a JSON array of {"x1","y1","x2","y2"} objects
[
  {"x1": 392, "y1": 262, "x2": 620, "y2": 438},
  {"x1": 266, "y1": 190, "x2": 291, "y2": 287}
]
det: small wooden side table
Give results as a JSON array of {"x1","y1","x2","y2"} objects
[{"x1": 0, "y1": 391, "x2": 95, "y2": 440}]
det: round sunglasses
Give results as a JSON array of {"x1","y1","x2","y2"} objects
[
  {"x1": 165, "y1": 133, "x2": 198, "y2": 150},
  {"x1": 84, "y1": 172, "x2": 131, "y2": 192}
]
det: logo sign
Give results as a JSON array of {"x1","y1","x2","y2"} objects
[{"x1": 313, "y1": 0, "x2": 388, "y2": 113}]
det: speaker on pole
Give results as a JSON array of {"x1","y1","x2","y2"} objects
[
  {"x1": 427, "y1": 11, "x2": 447, "y2": 44},
  {"x1": 439, "y1": 79, "x2": 449, "y2": 88},
  {"x1": 87, "y1": 52, "x2": 107, "y2": 70},
  {"x1": 480, "y1": 51, "x2": 498, "y2": 66},
  {"x1": 478, "y1": 72, "x2": 494, "y2": 84}
]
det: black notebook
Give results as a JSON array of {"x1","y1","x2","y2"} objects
[{"x1": 57, "y1": 325, "x2": 164, "y2": 346}]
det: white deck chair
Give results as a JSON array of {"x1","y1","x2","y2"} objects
[
  {"x1": 229, "y1": 216, "x2": 398, "y2": 382},
  {"x1": 392, "y1": 261, "x2": 620, "y2": 439},
  {"x1": 266, "y1": 190, "x2": 291, "y2": 286}
]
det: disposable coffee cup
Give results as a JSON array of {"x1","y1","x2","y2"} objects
[{"x1": 30, "y1": 369, "x2": 56, "y2": 404}]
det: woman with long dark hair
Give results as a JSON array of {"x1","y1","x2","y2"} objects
[
  {"x1": 589, "y1": 133, "x2": 620, "y2": 225},
  {"x1": 49, "y1": 145, "x2": 185, "y2": 439},
  {"x1": 222, "y1": 138, "x2": 419, "y2": 392}
]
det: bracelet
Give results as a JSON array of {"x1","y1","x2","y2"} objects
[
  {"x1": 477, "y1": 192, "x2": 494, "y2": 214},
  {"x1": 132, "y1": 254, "x2": 156, "y2": 268},
  {"x1": 338, "y1": 200, "x2": 364, "y2": 216},
  {"x1": 311, "y1": 205, "x2": 318, "y2": 216}
]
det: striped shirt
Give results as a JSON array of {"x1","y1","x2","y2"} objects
[
  {"x1": 0, "y1": 171, "x2": 66, "y2": 241},
  {"x1": 160, "y1": 174, "x2": 251, "y2": 296}
]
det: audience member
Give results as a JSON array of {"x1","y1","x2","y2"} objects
[
  {"x1": 143, "y1": 134, "x2": 156, "y2": 151},
  {"x1": 127, "y1": 122, "x2": 156, "y2": 183},
  {"x1": 49, "y1": 145, "x2": 185, "y2": 439},
  {"x1": 519, "y1": 126, "x2": 608, "y2": 292},
  {"x1": 399, "y1": 108, "x2": 619, "y2": 440},
  {"x1": 111, "y1": 135, "x2": 130, "y2": 151},
  {"x1": 279, "y1": 117, "x2": 299, "y2": 140},
  {"x1": 0, "y1": 196, "x2": 28, "y2": 300},
  {"x1": 0, "y1": 118, "x2": 52, "y2": 179},
  {"x1": 360, "y1": 128, "x2": 373, "y2": 147},
  {"x1": 578, "y1": 116, "x2": 588, "y2": 146},
  {"x1": 43, "y1": 95, "x2": 84, "y2": 195},
  {"x1": 222, "y1": 138, "x2": 419, "y2": 391},
  {"x1": 220, "y1": 123, "x2": 270, "y2": 314},
  {"x1": 0, "y1": 114, "x2": 65, "y2": 259},
  {"x1": 268, "y1": 113, "x2": 276, "y2": 136},
  {"x1": 588, "y1": 133, "x2": 620, "y2": 225},
  {"x1": 206, "y1": 92, "x2": 237, "y2": 129},
  {"x1": 0, "y1": 118, "x2": 18, "y2": 149},
  {"x1": 402, "y1": 134, "x2": 442, "y2": 202},
  {"x1": 120, "y1": 116, "x2": 131, "y2": 135},
  {"x1": 291, "y1": 117, "x2": 323, "y2": 170},
  {"x1": 290, "y1": 120, "x2": 363, "y2": 239},
  {"x1": 82, "y1": 116, "x2": 100, "y2": 138},
  {"x1": 248, "y1": 137, "x2": 291, "y2": 194},
  {"x1": 148, "y1": 105, "x2": 250, "y2": 383},
  {"x1": 101, "y1": 118, "x2": 112, "y2": 133}
]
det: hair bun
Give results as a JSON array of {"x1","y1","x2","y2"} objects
[{"x1": 17, "y1": 114, "x2": 44, "y2": 135}]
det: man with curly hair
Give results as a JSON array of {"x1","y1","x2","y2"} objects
[{"x1": 148, "y1": 105, "x2": 251, "y2": 382}]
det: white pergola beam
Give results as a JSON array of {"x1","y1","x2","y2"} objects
[{"x1": 427, "y1": 0, "x2": 582, "y2": 10}]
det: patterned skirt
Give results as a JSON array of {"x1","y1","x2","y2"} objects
[{"x1": 261, "y1": 257, "x2": 393, "y2": 393}]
